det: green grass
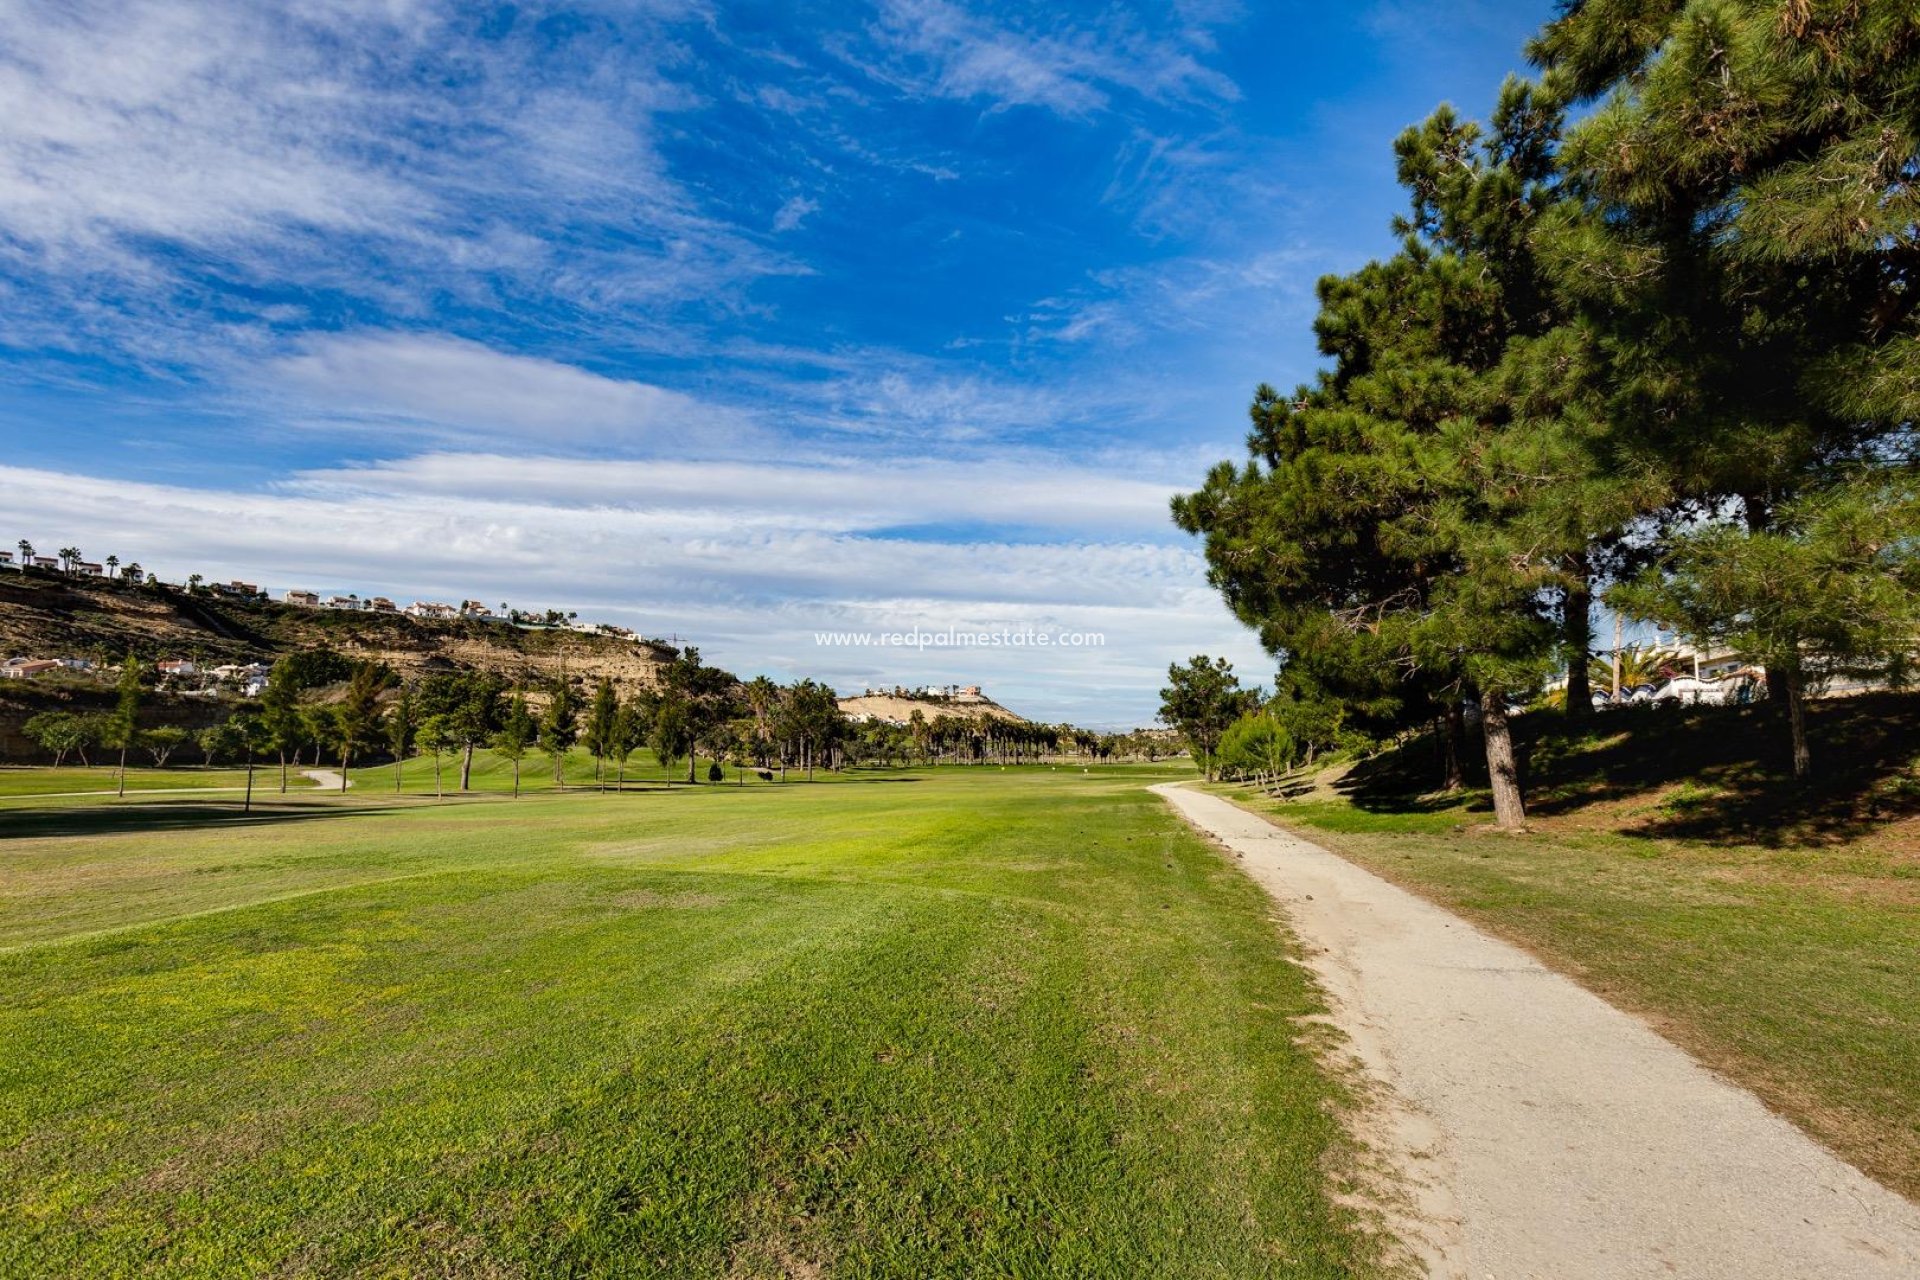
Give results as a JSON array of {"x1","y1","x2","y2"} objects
[
  {"x1": 1217, "y1": 726, "x2": 1920, "y2": 1201},
  {"x1": 0, "y1": 764, "x2": 1390, "y2": 1278}
]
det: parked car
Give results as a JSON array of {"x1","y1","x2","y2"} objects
[{"x1": 1653, "y1": 675, "x2": 1740, "y2": 706}]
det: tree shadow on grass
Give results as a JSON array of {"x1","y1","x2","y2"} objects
[
  {"x1": 1343, "y1": 692, "x2": 1920, "y2": 848},
  {"x1": 0, "y1": 800, "x2": 402, "y2": 841}
]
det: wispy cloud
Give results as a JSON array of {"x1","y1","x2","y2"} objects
[
  {"x1": 772, "y1": 196, "x2": 821, "y2": 233},
  {"x1": 0, "y1": 0, "x2": 782, "y2": 364},
  {"x1": 261, "y1": 333, "x2": 743, "y2": 447},
  {"x1": 862, "y1": 0, "x2": 1239, "y2": 118}
]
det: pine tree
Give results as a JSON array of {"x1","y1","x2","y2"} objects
[
  {"x1": 585, "y1": 677, "x2": 618, "y2": 790},
  {"x1": 386, "y1": 685, "x2": 416, "y2": 793},
  {"x1": 539, "y1": 678, "x2": 578, "y2": 790},
  {"x1": 1532, "y1": 3, "x2": 1920, "y2": 700},
  {"x1": 331, "y1": 663, "x2": 389, "y2": 793},
  {"x1": 494, "y1": 687, "x2": 535, "y2": 798}
]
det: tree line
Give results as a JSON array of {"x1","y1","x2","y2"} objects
[
  {"x1": 1171, "y1": 3, "x2": 1920, "y2": 826},
  {"x1": 22, "y1": 647, "x2": 1159, "y2": 796}
]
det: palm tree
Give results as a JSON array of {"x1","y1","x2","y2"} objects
[
  {"x1": 58, "y1": 546, "x2": 81, "y2": 572},
  {"x1": 16, "y1": 539, "x2": 31, "y2": 563},
  {"x1": 1589, "y1": 646, "x2": 1682, "y2": 695},
  {"x1": 187, "y1": 573, "x2": 203, "y2": 593},
  {"x1": 105, "y1": 555, "x2": 119, "y2": 579},
  {"x1": 121, "y1": 562, "x2": 142, "y2": 583}
]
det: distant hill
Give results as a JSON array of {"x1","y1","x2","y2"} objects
[
  {"x1": 837, "y1": 691, "x2": 1028, "y2": 725},
  {"x1": 0, "y1": 572, "x2": 674, "y2": 695}
]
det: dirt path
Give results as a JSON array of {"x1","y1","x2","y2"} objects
[
  {"x1": 301, "y1": 769, "x2": 351, "y2": 791},
  {"x1": 1152, "y1": 782, "x2": 1920, "y2": 1280}
]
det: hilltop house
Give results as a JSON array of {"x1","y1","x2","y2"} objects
[
  {"x1": 0, "y1": 551, "x2": 13, "y2": 569},
  {"x1": 0, "y1": 659, "x2": 61, "y2": 680},
  {"x1": 325, "y1": 594, "x2": 365, "y2": 611},
  {"x1": 368, "y1": 597, "x2": 398, "y2": 613},
  {"x1": 209, "y1": 580, "x2": 259, "y2": 598},
  {"x1": 157, "y1": 659, "x2": 198, "y2": 678},
  {"x1": 285, "y1": 589, "x2": 321, "y2": 607},
  {"x1": 459, "y1": 599, "x2": 495, "y2": 619},
  {"x1": 407, "y1": 601, "x2": 457, "y2": 620},
  {"x1": 30, "y1": 556, "x2": 58, "y2": 570},
  {"x1": 74, "y1": 561, "x2": 103, "y2": 577}
]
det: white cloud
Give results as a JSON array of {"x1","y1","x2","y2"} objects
[
  {"x1": 772, "y1": 195, "x2": 820, "y2": 233},
  {"x1": 865, "y1": 0, "x2": 1239, "y2": 118},
  {"x1": 0, "y1": 457, "x2": 1265, "y2": 724},
  {"x1": 264, "y1": 333, "x2": 735, "y2": 444},
  {"x1": 0, "y1": 0, "x2": 781, "y2": 358},
  {"x1": 284, "y1": 451, "x2": 1179, "y2": 535}
]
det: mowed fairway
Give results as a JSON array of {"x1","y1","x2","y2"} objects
[{"x1": 0, "y1": 767, "x2": 1384, "y2": 1278}]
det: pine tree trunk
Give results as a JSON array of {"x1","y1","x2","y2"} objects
[
  {"x1": 340, "y1": 751, "x2": 350, "y2": 792},
  {"x1": 1784, "y1": 670, "x2": 1812, "y2": 779},
  {"x1": 1443, "y1": 702, "x2": 1465, "y2": 792},
  {"x1": 280, "y1": 752, "x2": 289, "y2": 794},
  {"x1": 460, "y1": 742, "x2": 474, "y2": 791},
  {"x1": 513, "y1": 758, "x2": 520, "y2": 798},
  {"x1": 117, "y1": 745, "x2": 127, "y2": 797},
  {"x1": 1481, "y1": 695, "x2": 1526, "y2": 829},
  {"x1": 1562, "y1": 563, "x2": 1593, "y2": 721}
]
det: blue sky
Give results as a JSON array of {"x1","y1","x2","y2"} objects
[{"x1": 0, "y1": 0, "x2": 1555, "y2": 726}]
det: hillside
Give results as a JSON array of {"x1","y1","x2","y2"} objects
[
  {"x1": 0, "y1": 573, "x2": 674, "y2": 695},
  {"x1": 837, "y1": 691, "x2": 1028, "y2": 725}
]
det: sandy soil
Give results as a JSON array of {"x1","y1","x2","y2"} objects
[{"x1": 1153, "y1": 782, "x2": 1920, "y2": 1279}]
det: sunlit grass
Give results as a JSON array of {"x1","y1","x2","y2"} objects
[{"x1": 0, "y1": 764, "x2": 1388, "y2": 1278}]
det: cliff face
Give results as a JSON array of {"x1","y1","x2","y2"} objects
[
  {"x1": 836, "y1": 693, "x2": 1028, "y2": 725},
  {"x1": 0, "y1": 573, "x2": 673, "y2": 696}
]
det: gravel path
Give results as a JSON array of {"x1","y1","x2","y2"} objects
[
  {"x1": 301, "y1": 769, "x2": 352, "y2": 791},
  {"x1": 1153, "y1": 782, "x2": 1920, "y2": 1280}
]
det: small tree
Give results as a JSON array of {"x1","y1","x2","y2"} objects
[
  {"x1": 649, "y1": 699, "x2": 689, "y2": 788},
  {"x1": 611, "y1": 693, "x2": 644, "y2": 790},
  {"x1": 261, "y1": 658, "x2": 306, "y2": 793},
  {"x1": 196, "y1": 719, "x2": 244, "y2": 766},
  {"x1": 585, "y1": 676, "x2": 618, "y2": 790},
  {"x1": 1157, "y1": 655, "x2": 1256, "y2": 782},
  {"x1": 418, "y1": 714, "x2": 454, "y2": 798},
  {"x1": 539, "y1": 678, "x2": 579, "y2": 790},
  {"x1": 330, "y1": 662, "x2": 389, "y2": 792},
  {"x1": 493, "y1": 687, "x2": 536, "y2": 798},
  {"x1": 231, "y1": 712, "x2": 267, "y2": 813},
  {"x1": 1217, "y1": 711, "x2": 1294, "y2": 782},
  {"x1": 108, "y1": 653, "x2": 143, "y2": 797},
  {"x1": 386, "y1": 685, "x2": 416, "y2": 793},
  {"x1": 143, "y1": 725, "x2": 189, "y2": 767},
  {"x1": 23, "y1": 711, "x2": 85, "y2": 766}
]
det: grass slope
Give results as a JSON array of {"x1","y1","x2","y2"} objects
[
  {"x1": 0, "y1": 765, "x2": 1387, "y2": 1278},
  {"x1": 1219, "y1": 693, "x2": 1920, "y2": 1200}
]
